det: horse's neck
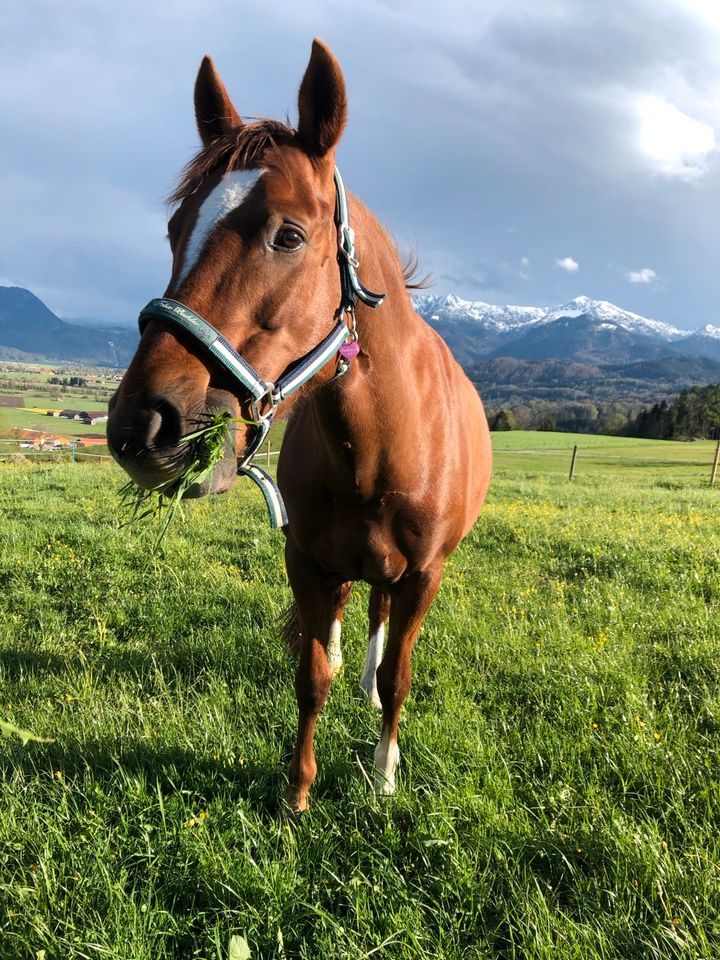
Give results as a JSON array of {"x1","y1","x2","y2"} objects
[
  {"x1": 309, "y1": 209, "x2": 428, "y2": 488},
  {"x1": 342, "y1": 195, "x2": 424, "y2": 399}
]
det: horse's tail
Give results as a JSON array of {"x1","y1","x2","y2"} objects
[{"x1": 280, "y1": 600, "x2": 302, "y2": 655}]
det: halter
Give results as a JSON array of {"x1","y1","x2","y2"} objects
[{"x1": 137, "y1": 167, "x2": 384, "y2": 528}]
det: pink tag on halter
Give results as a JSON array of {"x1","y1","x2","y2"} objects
[{"x1": 339, "y1": 341, "x2": 360, "y2": 361}]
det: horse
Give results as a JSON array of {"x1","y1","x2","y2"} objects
[{"x1": 107, "y1": 39, "x2": 492, "y2": 813}]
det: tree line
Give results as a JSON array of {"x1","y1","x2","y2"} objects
[
  {"x1": 487, "y1": 400, "x2": 634, "y2": 435},
  {"x1": 488, "y1": 383, "x2": 720, "y2": 440},
  {"x1": 620, "y1": 384, "x2": 720, "y2": 440}
]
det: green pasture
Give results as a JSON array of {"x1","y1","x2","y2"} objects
[
  {"x1": 0, "y1": 453, "x2": 718, "y2": 958},
  {"x1": 492, "y1": 431, "x2": 719, "y2": 482}
]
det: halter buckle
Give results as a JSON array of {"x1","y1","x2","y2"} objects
[{"x1": 338, "y1": 224, "x2": 360, "y2": 269}]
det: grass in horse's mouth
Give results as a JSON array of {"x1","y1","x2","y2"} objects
[{"x1": 119, "y1": 412, "x2": 235, "y2": 547}]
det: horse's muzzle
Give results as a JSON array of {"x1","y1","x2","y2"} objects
[{"x1": 106, "y1": 390, "x2": 238, "y2": 495}]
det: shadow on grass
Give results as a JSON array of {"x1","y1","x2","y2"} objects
[{"x1": 0, "y1": 732, "x2": 290, "y2": 817}]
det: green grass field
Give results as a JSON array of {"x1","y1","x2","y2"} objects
[
  {"x1": 1, "y1": 451, "x2": 718, "y2": 958},
  {"x1": 492, "y1": 431, "x2": 719, "y2": 482}
]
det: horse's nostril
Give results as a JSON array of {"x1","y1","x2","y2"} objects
[
  {"x1": 148, "y1": 399, "x2": 183, "y2": 449},
  {"x1": 107, "y1": 397, "x2": 184, "y2": 462}
]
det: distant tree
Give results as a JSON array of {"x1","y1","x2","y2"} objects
[
  {"x1": 600, "y1": 411, "x2": 628, "y2": 435},
  {"x1": 490, "y1": 408, "x2": 517, "y2": 431},
  {"x1": 538, "y1": 413, "x2": 556, "y2": 432}
]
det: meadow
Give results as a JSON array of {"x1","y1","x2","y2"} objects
[{"x1": 0, "y1": 441, "x2": 718, "y2": 958}]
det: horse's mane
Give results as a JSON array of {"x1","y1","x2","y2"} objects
[
  {"x1": 168, "y1": 118, "x2": 295, "y2": 206},
  {"x1": 169, "y1": 118, "x2": 431, "y2": 292},
  {"x1": 400, "y1": 250, "x2": 432, "y2": 290}
]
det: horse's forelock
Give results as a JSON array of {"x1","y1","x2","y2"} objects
[{"x1": 168, "y1": 119, "x2": 295, "y2": 207}]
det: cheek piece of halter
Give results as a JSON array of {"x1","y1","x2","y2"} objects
[{"x1": 136, "y1": 167, "x2": 385, "y2": 529}]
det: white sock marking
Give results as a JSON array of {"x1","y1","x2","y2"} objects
[
  {"x1": 177, "y1": 169, "x2": 264, "y2": 285},
  {"x1": 360, "y1": 622, "x2": 384, "y2": 709},
  {"x1": 327, "y1": 618, "x2": 343, "y2": 678},
  {"x1": 374, "y1": 728, "x2": 400, "y2": 795}
]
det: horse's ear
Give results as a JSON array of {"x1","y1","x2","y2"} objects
[
  {"x1": 297, "y1": 39, "x2": 347, "y2": 156},
  {"x1": 194, "y1": 56, "x2": 243, "y2": 145}
]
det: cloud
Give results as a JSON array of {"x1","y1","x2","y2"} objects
[
  {"x1": 520, "y1": 256, "x2": 530, "y2": 267},
  {"x1": 627, "y1": 267, "x2": 657, "y2": 284},
  {"x1": 1, "y1": 1, "x2": 719, "y2": 329},
  {"x1": 637, "y1": 96, "x2": 717, "y2": 181},
  {"x1": 556, "y1": 257, "x2": 579, "y2": 272}
]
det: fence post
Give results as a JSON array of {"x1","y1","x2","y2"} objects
[
  {"x1": 710, "y1": 439, "x2": 720, "y2": 486},
  {"x1": 569, "y1": 444, "x2": 578, "y2": 481},
  {"x1": 71, "y1": 439, "x2": 77, "y2": 464}
]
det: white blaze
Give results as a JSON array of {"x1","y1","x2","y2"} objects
[{"x1": 177, "y1": 169, "x2": 264, "y2": 285}]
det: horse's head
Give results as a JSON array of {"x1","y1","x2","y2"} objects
[{"x1": 107, "y1": 40, "x2": 348, "y2": 495}]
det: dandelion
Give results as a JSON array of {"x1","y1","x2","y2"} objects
[{"x1": 591, "y1": 722, "x2": 599, "y2": 729}]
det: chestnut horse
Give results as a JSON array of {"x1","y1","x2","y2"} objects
[{"x1": 107, "y1": 39, "x2": 491, "y2": 813}]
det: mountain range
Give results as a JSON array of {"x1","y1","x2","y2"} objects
[
  {"x1": 413, "y1": 293, "x2": 720, "y2": 364},
  {"x1": 2, "y1": 283, "x2": 720, "y2": 407},
  {"x1": 413, "y1": 294, "x2": 720, "y2": 407}
]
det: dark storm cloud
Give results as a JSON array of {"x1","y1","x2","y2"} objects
[{"x1": 0, "y1": 1, "x2": 717, "y2": 327}]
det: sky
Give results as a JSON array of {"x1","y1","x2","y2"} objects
[{"x1": 1, "y1": 0, "x2": 719, "y2": 329}]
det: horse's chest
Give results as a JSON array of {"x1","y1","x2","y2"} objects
[{"x1": 295, "y1": 492, "x2": 434, "y2": 584}]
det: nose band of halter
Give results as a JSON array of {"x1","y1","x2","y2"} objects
[
  {"x1": 136, "y1": 166, "x2": 384, "y2": 530},
  {"x1": 137, "y1": 297, "x2": 350, "y2": 408}
]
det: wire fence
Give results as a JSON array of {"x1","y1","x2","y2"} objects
[
  {"x1": 493, "y1": 440, "x2": 720, "y2": 485},
  {"x1": 2, "y1": 436, "x2": 719, "y2": 484}
]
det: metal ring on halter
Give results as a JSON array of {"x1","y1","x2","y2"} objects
[
  {"x1": 250, "y1": 382, "x2": 278, "y2": 423},
  {"x1": 340, "y1": 305, "x2": 358, "y2": 341}
]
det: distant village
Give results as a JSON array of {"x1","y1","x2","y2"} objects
[{"x1": 0, "y1": 395, "x2": 109, "y2": 450}]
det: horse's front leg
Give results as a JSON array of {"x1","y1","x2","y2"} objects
[
  {"x1": 375, "y1": 563, "x2": 444, "y2": 795},
  {"x1": 284, "y1": 541, "x2": 352, "y2": 814}
]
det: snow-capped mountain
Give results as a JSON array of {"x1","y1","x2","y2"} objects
[
  {"x1": 414, "y1": 293, "x2": 720, "y2": 365},
  {"x1": 543, "y1": 296, "x2": 686, "y2": 341},
  {"x1": 696, "y1": 323, "x2": 720, "y2": 341},
  {"x1": 416, "y1": 292, "x2": 546, "y2": 333}
]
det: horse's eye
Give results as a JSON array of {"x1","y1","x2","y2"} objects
[{"x1": 272, "y1": 226, "x2": 305, "y2": 251}]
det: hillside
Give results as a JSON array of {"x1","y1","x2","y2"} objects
[
  {"x1": 469, "y1": 355, "x2": 720, "y2": 406},
  {"x1": 0, "y1": 286, "x2": 137, "y2": 366}
]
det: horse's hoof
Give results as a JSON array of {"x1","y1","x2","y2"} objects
[
  {"x1": 359, "y1": 675, "x2": 382, "y2": 709},
  {"x1": 374, "y1": 735, "x2": 400, "y2": 795},
  {"x1": 283, "y1": 788, "x2": 308, "y2": 817}
]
